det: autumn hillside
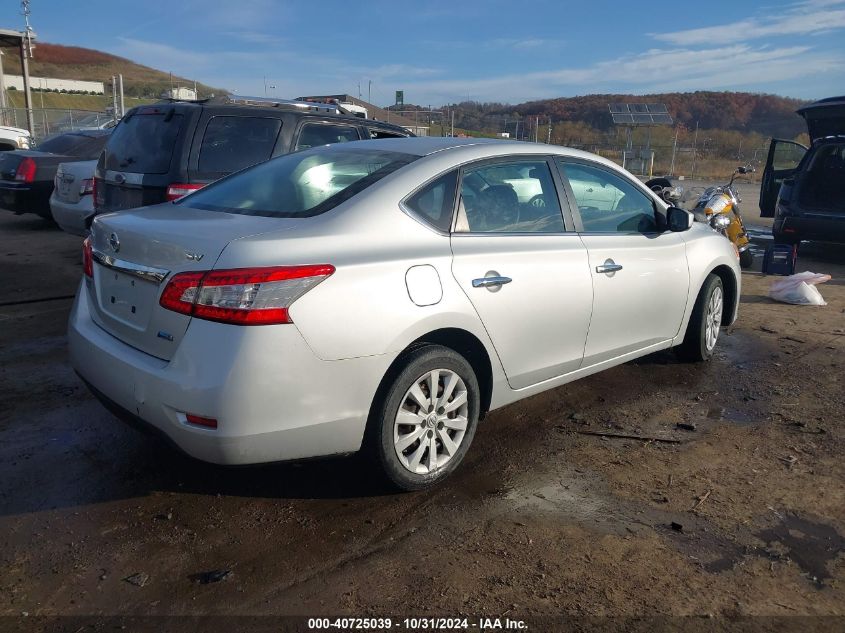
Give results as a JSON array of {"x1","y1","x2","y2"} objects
[{"x1": 0, "y1": 42, "x2": 226, "y2": 99}]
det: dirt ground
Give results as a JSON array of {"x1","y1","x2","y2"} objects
[{"x1": 0, "y1": 207, "x2": 843, "y2": 628}]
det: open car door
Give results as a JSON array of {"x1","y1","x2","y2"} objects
[{"x1": 759, "y1": 139, "x2": 807, "y2": 218}]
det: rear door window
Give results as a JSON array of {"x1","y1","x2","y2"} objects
[
  {"x1": 295, "y1": 123, "x2": 360, "y2": 151},
  {"x1": 104, "y1": 110, "x2": 183, "y2": 174},
  {"x1": 198, "y1": 116, "x2": 282, "y2": 175}
]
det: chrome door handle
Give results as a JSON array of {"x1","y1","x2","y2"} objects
[
  {"x1": 596, "y1": 262, "x2": 623, "y2": 274},
  {"x1": 472, "y1": 276, "x2": 512, "y2": 288}
]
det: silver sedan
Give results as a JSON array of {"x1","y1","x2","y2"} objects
[{"x1": 68, "y1": 138, "x2": 740, "y2": 490}]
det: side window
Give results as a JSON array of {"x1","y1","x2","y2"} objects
[
  {"x1": 295, "y1": 123, "x2": 360, "y2": 151},
  {"x1": 557, "y1": 160, "x2": 658, "y2": 233},
  {"x1": 370, "y1": 129, "x2": 406, "y2": 139},
  {"x1": 456, "y1": 160, "x2": 564, "y2": 233},
  {"x1": 772, "y1": 141, "x2": 807, "y2": 171},
  {"x1": 403, "y1": 170, "x2": 458, "y2": 233},
  {"x1": 198, "y1": 116, "x2": 282, "y2": 174}
]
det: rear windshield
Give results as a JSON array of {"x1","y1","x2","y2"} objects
[
  {"x1": 104, "y1": 110, "x2": 183, "y2": 174},
  {"x1": 38, "y1": 133, "x2": 110, "y2": 159},
  {"x1": 180, "y1": 147, "x2": 418, "y2": 218}
]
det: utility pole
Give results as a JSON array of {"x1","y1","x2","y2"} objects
[
  {"x1": 534, "y1": 116, "x2": 539, "y2": 143},
  {"x1": 118, "y1": 74, "x2": 125, "y2": 116},
  {"x1": 0, "y1": 50, "x2": 7, "y2": 115},
  {"x1": 669, "y1": 126, "x2": 679, "y2": 176},
  {"x1": 368, "y1": 80, "x2": 371, "y2": 103},
  {"x1": 547, "y1": 117, "x2": 552, "y2": 144},
  {"x1": 20, "y1": 0, "x2": 35, "y2": 135},
  {"x1": 111, "y1": 76, "x2": 117, "y2": 122},
  {"x1": 263, "y1": 75, "x2": 267, "y2": 96},
  {"x1": 691, "y1": 120, "x2": 699, "y2": 180},
  {"x1": 450, "y1": 109, "x2": 454, "y2": 137}
]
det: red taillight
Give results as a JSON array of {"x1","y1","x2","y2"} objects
[
  {"x1": 159, "y1": 271, "x2": 205, "y2": 315},
  {"x1": 166, "y1": 182, "x2": 205, "y2": 201},
  {"x1": 82, "y1": 237, "x2": 93, "y2": 277},
  {"x1": 15, "y1": 157, "x2": 37, "y2": 183},
  {"x1": 159, "y1": 265, "x2": 335, "y2": 325},
  {"x1": 93, "y1": 177, "x2": 103, "y2": 210},
  {"x1": 80, "y1": 178, "x2": 94, "y2": 196},
  {"x1": 186, "y1": 414, "x2": 218, "y2": 429}
]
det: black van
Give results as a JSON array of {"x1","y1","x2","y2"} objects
[
  {"x1": 94, "y1": 97, "x2": 412, "y2": 215},
  {"x1": 760, "y1": 96, "x2": 845, "y2": 245}
]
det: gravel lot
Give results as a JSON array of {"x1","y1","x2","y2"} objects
[{"x1": 0, "y1": 204, "x2": 843, "y2": 625}]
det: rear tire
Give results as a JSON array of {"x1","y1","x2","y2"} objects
[
  {"x1": 369, "y1": 345, "x2": 480, "y2": 491},
  {"x1": 676, "y1": 274, "x2": 724, "y2": 362}
]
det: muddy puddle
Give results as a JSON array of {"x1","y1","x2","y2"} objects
[{"x1": 757, "y1": 514, "x2": 845, "y2": 587}]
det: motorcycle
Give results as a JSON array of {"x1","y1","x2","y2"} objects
[{"x1": 690, "y1": 166, "x2": 755, "y2": 269}]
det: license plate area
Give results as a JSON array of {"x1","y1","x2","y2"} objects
[{"x1": 96, "y1": 268, "x2": 157, "y2": 329}]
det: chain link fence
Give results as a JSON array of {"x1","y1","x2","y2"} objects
[{"x1": 0, "y1": 107, "x2": 115, "y2": 141}]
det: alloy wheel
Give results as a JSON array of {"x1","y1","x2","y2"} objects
[
  {"x1": 704, "y1": 285, "x2": 723, "y2": 351},
  {"x1": 393, "y1": 369, "x2": 469, "y2": 475}
]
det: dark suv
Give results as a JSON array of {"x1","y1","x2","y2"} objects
[
  {"x1": 94, "y1": 97, "x2": 412, "y2": 215},
  {"x1": 760, "y1": 96, "x2": 845, "y2": 244}
]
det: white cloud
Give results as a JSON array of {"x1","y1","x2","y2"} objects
[
  {"x1": 395, "y1": 44, "x2": 843, "y2": 104},
  {"x1": 654, "y1": 1, "x2": 845, "y2": 45}
]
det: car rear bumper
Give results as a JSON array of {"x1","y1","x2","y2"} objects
[
  {"x1": 774, "y1": 212, "x2": 845, "y2": 244},
  {"x1": 68, "y1": 280, "x2": 391, "y2": 465},
  {"x1": 50, "y1": 193, "x2": 94, "y2": 236}
]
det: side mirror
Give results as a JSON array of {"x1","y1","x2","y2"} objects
[{"x1": 667, "y1": 206, "x2": 693, "y2": 232}]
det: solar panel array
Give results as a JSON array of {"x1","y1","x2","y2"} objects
[{"x1": 609, "y1": 103, "x2": 673, "y2": 126}]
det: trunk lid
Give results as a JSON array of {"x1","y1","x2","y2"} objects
[
  {"x1": 88, "y1": 204, "x2": 297, "y2": 360},
  {"x1": 54, "y1": 160, "x2": 96, "y2": 204},
  {"x1": 798, "y1": 97, "x2": 845, "y2": 142}
]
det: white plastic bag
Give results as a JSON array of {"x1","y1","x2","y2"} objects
[{"x1": 769, "y1": 271, "x2": 832, "y2": 306}]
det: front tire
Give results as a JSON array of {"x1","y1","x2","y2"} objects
[
  {"x1": 370, "y1": 345, "x2": 480, "y2": 491},
  {"x1": 676, "y1": 274, "x2": 724, "y2": 362}
]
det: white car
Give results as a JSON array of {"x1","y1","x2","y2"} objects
[
  {"x1": 68, "y1": 138, "x2": 740, "y2": 490},
  {"x1": 50, "y1": 159, "x2": 97, "y2": 236},
  {"x1": 0, "y1": 125, "x2": 32, "y2": 151}
]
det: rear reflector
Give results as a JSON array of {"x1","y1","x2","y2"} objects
[
  {"x1": 186, "y1": 414, "x2": 218, "y2": 429},
  {"x1": 166, "y1": 182, "x2": 205, "y2": 201},
  {"x1": 159, "y1": 265, "x2": 335, "y2": 325},
  {"x1": 15, "y1": 157, "x2": 37, "y2": 183},
  {"x1": 82, "y1": 237, "x2": 93, "y2": 278},
  {"x1": 80, "y1": 178, "x2": 94, "y2": 196}
]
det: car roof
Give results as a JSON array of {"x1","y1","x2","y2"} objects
[
  {"x1": 319, "y1": 136, "x2": 623, "y2": 168},
  {"x1": 140, "y1": 100, "x2": 409, "y2": 131}
]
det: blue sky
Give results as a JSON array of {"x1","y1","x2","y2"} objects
[{"x1": 4, "y1": 0, "x2": 844, "y2": 105}]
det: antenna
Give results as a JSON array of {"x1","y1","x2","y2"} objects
[{"x1": 21, "y1": 0, "x2": 35, "y2": 58}]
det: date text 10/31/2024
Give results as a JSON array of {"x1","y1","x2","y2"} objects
[{"x1": 307, "y1": 617, "x2": 529, "y2": 630}]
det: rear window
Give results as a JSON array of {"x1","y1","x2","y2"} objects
[
  {"x1": 198, "y1": 116, "x2": 282, "y2": 174},
  {"x1": 180, "y1": 147, "x2": 418, "y2": 218},
  {"x1": 38, "y1": 133, "x2": 109, "y2": 159},
  {"x1": 295, "y1": 123, "x2": 360, "y2": 151},
  {"x1": 104, "y1": 110, "x2": 183, "y2": 174}
]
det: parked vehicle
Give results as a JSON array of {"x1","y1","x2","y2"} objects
[
  {"x1": 760, "y1": 96, "x2": 845, "y2": 245},
  {"x1": 50, "y1": 159, "x2": 97, "y2": 236},
  {"x1": 69, "y1": 138, "x2": 740, "y2": 490},
  {"x1": 691, "y1": 166, "x2": 755, "y2": 268},
  {"x1": 0, "y1": 130, "x2": 111, "y2": 218},
  {"x1": 94, "y1": 96, "x2": 412, "y2": 215},
  {"x1": 0, "y1": 125, "x2": 32, "y2": 151}
]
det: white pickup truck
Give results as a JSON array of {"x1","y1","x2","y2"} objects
[{"x1": 0, "y1": 125, "x2": 33, "y2": 151}]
